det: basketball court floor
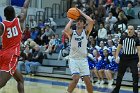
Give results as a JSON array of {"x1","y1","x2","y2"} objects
[{"x1": 0, "y1": 75, "x2": 139, "y2": 93}]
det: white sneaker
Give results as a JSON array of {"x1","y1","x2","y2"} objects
[
  {"x1": 77, "y1": 79, "x2": 85, "y2": 86},
  {"x1": 108, "y1": 84, "x2": 113, "y2": 88},
  {"x1": 108, "y1": 79, "x2": 114, "y2": 86},
  {"x1": 95, "y1": 80, "x2": 100, "y2": 86},
  {"x1": 99, "y1": 80, "x2": 105, "y2": 88}
]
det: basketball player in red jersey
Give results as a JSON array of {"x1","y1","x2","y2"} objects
[{"x1": 0, "y1": 0, "x2": 30, "y2": 93}]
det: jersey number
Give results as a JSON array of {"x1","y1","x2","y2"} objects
[{"x1": 7, "y1": 26, "x2": 18, "y2": 38}]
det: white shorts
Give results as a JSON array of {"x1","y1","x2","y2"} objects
[{"x1": 68, "y1": 58, "x2": 90, "y2": 76}]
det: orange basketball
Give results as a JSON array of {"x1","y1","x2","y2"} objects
[{"x1": 67, "y1": 8, "x2": 80, "y2": 20}]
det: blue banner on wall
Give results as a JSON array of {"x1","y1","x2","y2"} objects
[{"x1": 11, "y1": 0, "x2": 25, "y2": 7}]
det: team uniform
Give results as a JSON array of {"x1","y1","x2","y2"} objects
[
  {"x1": 87, "y1": 53, "x2": 101, "y2": 70},
  {"x1": 105, "y1": 56, "x2": 118, "y2": 72},
  {"x1": 96, "y1": 55, "x2": 112, "y2": 70},
  {"x1": 0, "y1": 18, "x2": 22, "y2": 75},
  {"x1": 68, "y1": 30, "x2": 90, "y2": 76}
]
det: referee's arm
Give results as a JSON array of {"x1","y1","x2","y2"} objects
[
  {"x1": 136, "y1": 46, "x2": 140, "y2": 67},
  {"x1": 116, "y1": 44, "x2": 122, "y2": 59}
]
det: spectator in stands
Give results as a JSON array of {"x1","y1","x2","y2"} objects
[
  {"x1": 96, "y1": 48, "x2": 111, "y2": 87},
  {"x1": 75, "y1": 0, "x2": 83, "y2": 9},
  {"x1": 25, "y1": 45, "x2": 43, "y2": 75},
  {"x1": 97, "y1": 3, "x2": 106, "y2": 20},
  {"x1": 24, "y1": 38, "x2": 37, "y2": 49},
  {"x1": 104, "y1": 48, "x2": 118, "y2": 88},
  {"x1": 98, "y1": 41, "x2": 107, "y2": 57},
  {"x1": 110, "y1": 3, "x2": 117, "y2": 17},
  {"x1": 115, "y1": 7, "x2": 122, "y2": 18},
  {"x1": 38, "y1": 19, "x2": 44, "y2": 28},
  {"x1": 116, "y1": 12, "x2": 127, "y2": 33},
  {"x1": 88, "y1": 38, "x2": 99, "y2": 54},
  {"x1": 87, "y1": 36, "x2": 94, "y2": 48},
  {"x1": 107, "y1": 39, "x2": 116, "y2": 56},
  {"x1": 45, "y1": 35, "x2": 56, "y2": 54},
  {"x1": 45, "y1": 18, "x2": 57, "y2": 32},
  {"x1": 18, "y1": 45, "x2": 32, "y2": 72},
  {"x1": 90, "y1": 10, "x2": 103, "y2": 25},
  {"x1": 113, "y1": 35, "x2": 120, "y2": 47},
  {"x1": 97, "y1": 22, "x2": 108, "y2": 44},
  {"x1": 89, "y1": 2, "x2": 97, "y2": 15},
  {"x1": 31, "y1": 27, "x2": 40, "y2": 41},
  {"x1": 54, "y1": 34, "x2": 61, "y2": 53},
  {"x1": 124, "y1": 3, "x2": 135, "y2": 20},
  {"x1": 17, "y1": 51, "x2": 26, "y2": 72},
  {"x1": 84, "y1": 3, "x2": 93, "y2": 16},
  {"x1": 61, "y1": 32, "x2": 68, "y2": 44},
  {"x1": 87, "y1": 49, "x2": 101, "y2": 86},
  {"x1": 40, "y1": 25, "x2": 55, "y2": 40},
  {"x1": 22, "y1": 24, "x2": 30, "y2": 42},
  {"x1": 30, "y1": 18, "x2": 37, "y2": 29},
  {"x1": 58, "y1": 38, "x2": 70, "y2": 60},
  {"x1": 105, "y1": 11, "x2": 118, "y2": 33},
  {"x1": 107, "y1": 34, "x2": 113, "y2": 40}
]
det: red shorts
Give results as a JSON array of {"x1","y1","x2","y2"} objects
[{"x1": 0, "y1": 47, "x2": 19, "y2": 75}]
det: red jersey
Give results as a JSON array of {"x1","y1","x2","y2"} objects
[{"x1": 1, "y1": 18, "x2": 22, "y2": 56}]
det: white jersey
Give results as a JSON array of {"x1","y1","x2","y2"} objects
[{"x1": 69, "y1": 30, "x2": 88, "y2": 59}]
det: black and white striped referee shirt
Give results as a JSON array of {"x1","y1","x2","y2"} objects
[{"x1": 120, "y1": 35, "x2": 140, "y2": 55}]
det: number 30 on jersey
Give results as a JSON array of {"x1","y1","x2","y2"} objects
[{"x1": 7, "y1": 26, "x2": 18, "y2": 38}]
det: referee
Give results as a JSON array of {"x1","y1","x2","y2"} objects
[{"x1": 111, "y1": 25, "x2": 140, "y2": 93}]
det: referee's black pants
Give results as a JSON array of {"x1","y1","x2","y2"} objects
[{"x1": 112, "y1": 57, "x2": 139, "y2": 93}]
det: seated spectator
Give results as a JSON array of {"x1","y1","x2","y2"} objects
[
  {"x1": 22, "y1": 24, "x2": 30, "y2": 42},
  {"x1": 97, "y1": 41, "x2": 107, "y2": 57},
  {"x1": 58, "y1": 38, "x2": 70, "y2": 60},
  {"x1": 114, "y1": 10, "x2": 127, "y2": 33},
  {"x1": 96, "y1": 48, "x2": 112, "y2": 87},
  {"x1": 38, "y1": 19, "x2": 45, "y2": 28},
  {"x1": 25, "y1": 45, "x2": 43, "y2": 75},
  {"x1": 30, "y1": 27, "x2": 40, "y2": 40},
  {"x1": 53, "y1": 34, "x2": 61, "y2": 53},
  {"x1": 24, "y1": 38, "x2": 37, "y2": 49},
  {"x1": 45, "y1": 35, "x2": 56, "y2": 54},
  {"x1": 107, "y1": 34, "x2": 113, "y2": 40},
  {"x1": 17, "y1": 51, "x2": 26, "y2": 72},
  {"x1": 30, "y1": 18, "x2": 37, "y2": 29},
  {"x1": 107, "y1": 39, "x2": 116, "y2": 56},
  {"x1": 112, "y1": 35, "x2": 120, "y2": 47},
  {"x1": 124, "y1": 3, "x2": 135, "y2": 20},
  {"x1": 105, "y1": 11, "x2": 118, "y2": 33},
  {"x1": 40, "y1": 25, "x2": 55, "y2": 40},
  {"x1": 97, "y1": 22, "x2": 108, "y2": 44},
  {"x1": 45, "y1": 18, "x2": 57, "y2": 32},
  {"x1": 104, "y1": 48, "x2": 119, "y2": 88},
  {"x1": 87, "y1": 49, "x2": 101, "y2": 85}
]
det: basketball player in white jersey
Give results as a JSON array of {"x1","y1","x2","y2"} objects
[{"x1": 64, "y1": 9, "x2": 94, "y2": 93}]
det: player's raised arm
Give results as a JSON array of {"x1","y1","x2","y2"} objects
[
  {"x1": 63, "y1": 19, "x2": 73, "y2": 39},
  {"x1": 78, "y1": 9, "x2": 94, "y2": 37},
  {"x1": 19, "y1": 0, "x2": 30, "y2": 23}
]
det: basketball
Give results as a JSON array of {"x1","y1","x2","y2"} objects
[{"x1": 67, "y1": 8, "x2": 80, "y2": 20}]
